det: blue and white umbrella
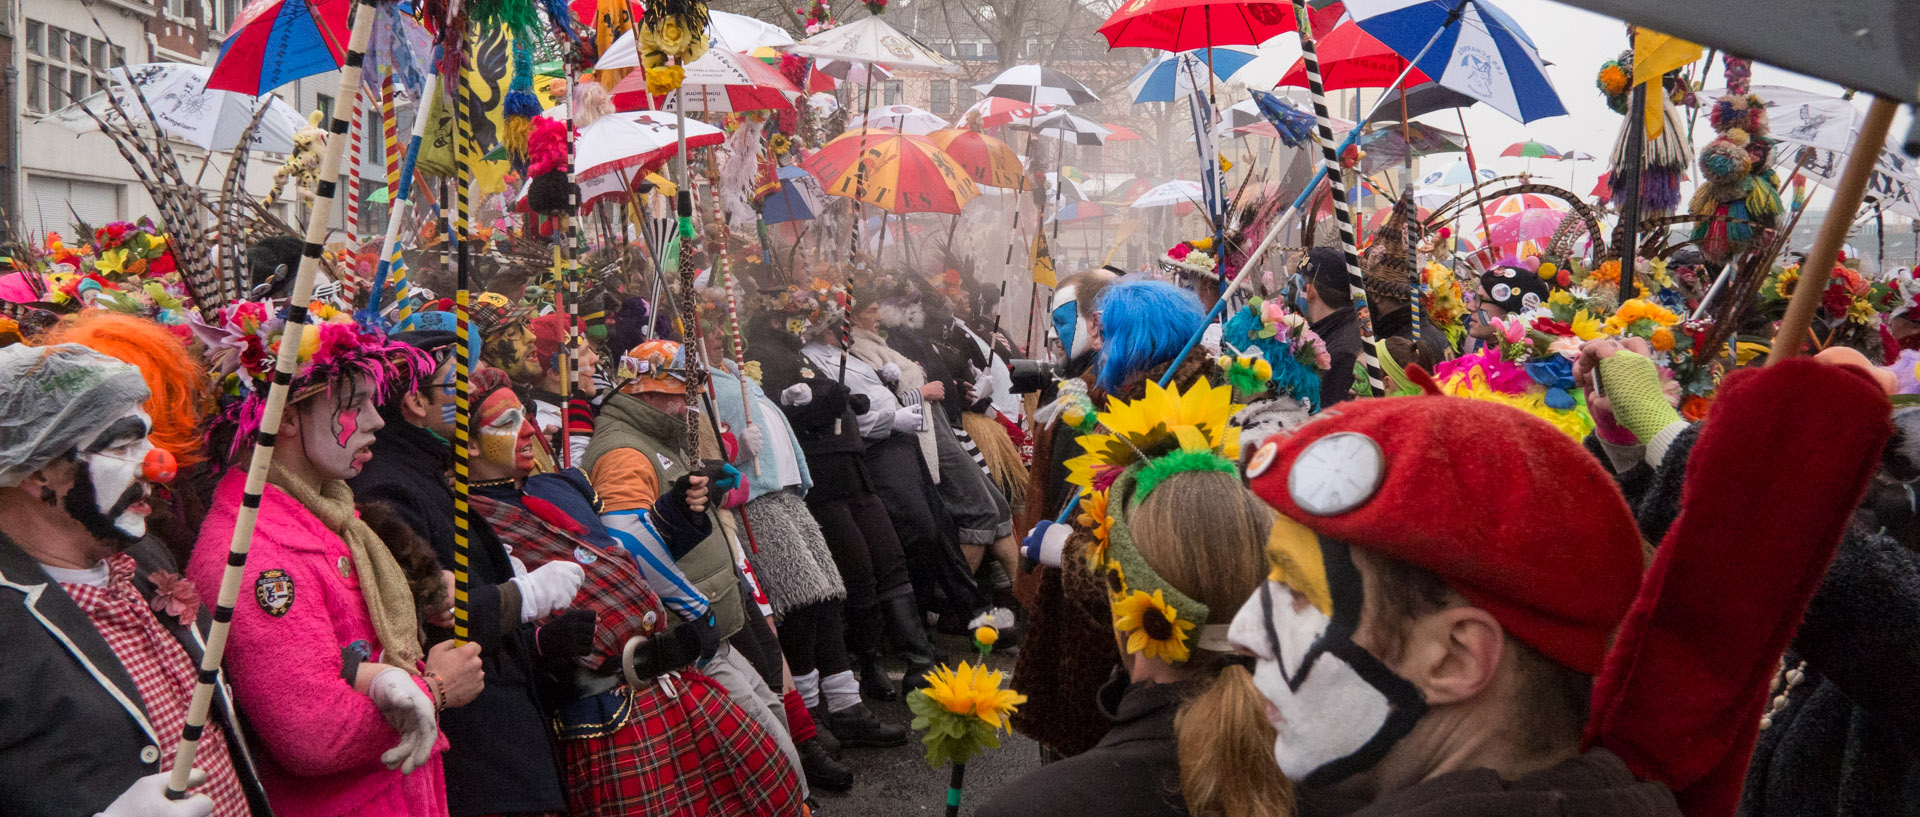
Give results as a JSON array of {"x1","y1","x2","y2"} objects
[
  {"x1": 1126, "y1": 47, "x2": 1259, "y2": 103},
  {"x1": 761, "y1": 166, "x2": 826, "y2": 225},
  {"x1": 1343, "y1": 0, "x2": 1567, "y2": 124},
  {"x1": 1419, "y1": 157, "x2": 1498, "y2": 187}
]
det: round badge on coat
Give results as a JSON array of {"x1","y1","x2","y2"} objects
[
  {"x1": 573, "y1": 545, "x2": 599, "y2": 565},
  {"x1": 1245, "y1": 440, "x2": 1280, "y2": 479},
  {"x1": 1491, "y1": 283, "x2": 1512, "y2": 302},
  {"x1": 1287, "y1": 432, "x2": 1386, "y2": 516},
  {"x1": 337, "y1": 556, "x2": 353, "y2": 578}
]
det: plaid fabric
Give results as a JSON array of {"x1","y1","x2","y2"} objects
[
  {"x1": 471, "y1": 493, "x2": 668, "y2": 667},
  {"x1": 61, "y1": 554, "x2": 250, "y2": 817},
  {"x1": 559, "y1": 673, "x2": 802, "y2": 817}
]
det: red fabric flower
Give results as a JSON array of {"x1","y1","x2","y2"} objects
[
  {"x1": 148, "y1": 570, "x2": 202, "y2": 623},
  {"x1": 1532, "y1": 316, "x2": 1574, "y2": 336}
]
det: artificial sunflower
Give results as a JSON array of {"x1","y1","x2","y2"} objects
[
  {"x1": 1076, "y1": 489, "x2": 1113, "y2": 567},
  {"x1": 1771, "y1": 264, "x2": 1800, "y2": 299},
  {"x1": 921, "y1": 662, "x2": 1025, "y2": 729},
  {"x1": 908, "y1": 661, "x2": 1028, "y2": 769},
  {"x1": 1569, "y1": 309, "x2": 1603, "y2": 341},
  {"x1": 1111, "y1": 588, "x2": 1195, "y2": 663},
  {"x1": 769, "y1": 133, "x2": 792, "y2": 155},
  {"x1": 1104, "y1": 558, "x2": 1129, "y2": 603},
  {"x1": 1063, "y1": 379, "x2": 1242, "y2": 492}
]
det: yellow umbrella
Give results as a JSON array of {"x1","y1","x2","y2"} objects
[
  {"x1": 801, "y1": 128, "x2": 981, "y2": 214},
  {"x1": 926, "y1": 128, "x2": 1027, "y2": 190}
]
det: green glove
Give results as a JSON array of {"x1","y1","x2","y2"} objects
[{"x1": 1597, "y1": 351, "x2": 1681, "y2": 444}]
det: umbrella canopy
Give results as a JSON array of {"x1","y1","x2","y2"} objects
[
  {"x1": 1558, "y1": 150, "x2": 1598, "y2": 162},
  {"x1": 974, "y1": 64, "x2": 1100, "y2": 107},
  {"x1": 47, "y1": 63, "x2": 308, "y2": 153},
  {"x1": 575, "y1": 111, "x2": 725, "y2": 181},
  {"x1": 1276, "y1": 19, "x2": 1437, "y2": 90},
  {"x1": 1130, "y1": 179, "x2": 1205, "y2": 208},
  {"x1": 209, "y1": 0, "x2": 350, "y2": 93},
  {"x1": 608, "y1": 48, "x2": 801, "y2": 113},
  {"x1": 1103, "y1": 123, "x2": 1145, "y2": 142},
  {"x1": 1345, "y1": 0, "x2": 1567, "y2": 124},
  {"x1": 926, "y1": 128, "x2": 1026, "y2": 189},
  {"x1": 596, "y1": 10, "x2": 798, "y2": 70},
  {"x1": 1501, "y1": 140, "x2": 1562, "y2": 159},
  {"x1": 1364, "y1": 80, "x2": 1478, "y2": 125},
  {"x1": 851, "y1": 105, "x2": 949, "y2": 135},
  {"x1": 784, "y1": 17, "x2": 960, "y2": 72},
  {"x1": 1357, "y1": 122, "x2": 1465, "y2": 172},
  {"x1": 1792, "y1": 143, "x2": 1920, "y2": 219},
  {"x1": 1100, "y1": 0, "x2": 1345, "y2": 52},
  {"x1": 758, "y1": 165, "x2": 827, "y2": 224},
  {"x1": 1419, "y1": 157, "x2": 1497, "y2": 186},
  {"x1": 1127, "y1": 48, "x2": 1260, "y2": 103},
  {"x1": 1049, "y1": 201, "x2": 1110, "y2": 223},
  {"x1": 1483, "y1": 207, "x2": 1571, "y2": 250},
  {"x1": 1545, "y1": 0, "x2": 1917, "y2": 105},
  {"x1": 801, "y1": 128, "x2": 981, "y2": 214},
  {"x1": 1017, "y1": 110, "x2": 1112, "y2": 146},
  {"x1": 1364, "y1": 204, "x2": 1433, "y2": 233},
  {"x1": 1489, "y1": 193, "x2": 1566, "y2": 213},
  {"x1": 961, "y1": 96, "x2": 1055, "y2": 128}
]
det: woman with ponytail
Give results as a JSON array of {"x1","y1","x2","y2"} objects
[{"x1": 980, "y1": 380, "x2": 1293, "y2": 817}]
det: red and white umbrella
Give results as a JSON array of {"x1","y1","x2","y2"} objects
[
  {"x1": 575, "y1": 111, "x2": 724, "y2": 181},
  {"x1": 609, "y1": 48, "x2": 801, "y2": 113},
  {"x1": 851, "y1": 104, "x2": 949, "y2": 135},
  {"x1": 961, "y1": 96, "x2": 1054, "y2": 128}
]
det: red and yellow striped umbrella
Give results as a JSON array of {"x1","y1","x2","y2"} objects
[
  {"x1": 801, "y1": 128, "x2": 981, "y2": 214},
  {"x1": 925, "y1": 128, "x2": 1027, "y2": 190}
]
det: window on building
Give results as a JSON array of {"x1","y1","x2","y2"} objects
[
  {"x1": 220, "y1": 0, "x2": 242, "y2": 31},
  {"x1": 882, "y1": 80, "x2": 903, "y2": 107},
  {"x1": 26, "y1": 21, "x2": 117, "y2": 113},
  {"x1": 959, "y1": 41, "x2": 978, "y2": 59},
  {"x1": 316, "y1": 93, "x2": 335, "y2": 123},
  {"x1": 929, "y1": 80, "x2": 952, "y2": 115}
]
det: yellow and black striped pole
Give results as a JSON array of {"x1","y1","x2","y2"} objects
[
  {"x1": 451, "y1": 37, "x2": 477, "y2": 644},
  {"x1": 166, "y1": 0, "x2": 380, "y2": 800}
]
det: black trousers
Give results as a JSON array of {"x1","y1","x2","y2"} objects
[
  {"x1": 777, "y1": 599, "x2": 853, "y2": 678},
  {"x1": 863, "y1": 433, "x2": 985, "y2": 619},
  {"x1": 805, "y1": 487, "x2": 912, "y2": 616}
]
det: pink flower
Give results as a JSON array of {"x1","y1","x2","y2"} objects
[{"x1": 148, "y1": 571, "x2": 202, "y2": 623}]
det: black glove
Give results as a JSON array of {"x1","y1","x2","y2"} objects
[
  {"x1": 535, "y1": 608, "x2": 597, "y2": 661},
  {"x1": 651, "y1": 487, "x2": 716, "y2": 558},
  {"x1": 693, "y1": 611, "x2": 722, "y2": 662},
  {"x1": 617, "y1": 618, "x2": 708, "y2": 680},
  {"x1": 848, "y1": 393, "x2": 871, "y2": 415}
]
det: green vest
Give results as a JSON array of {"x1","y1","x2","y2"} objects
[{"x1": 582, "y1": 393, "x2": 744, "y2": 640}]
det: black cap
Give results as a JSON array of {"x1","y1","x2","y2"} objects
[
  {"x1": 388, "y1": 330, "x2": 459, "y2": 354},
  {"x1": 1302, "y1": 246, "x2": 1348, "y2": 289}
]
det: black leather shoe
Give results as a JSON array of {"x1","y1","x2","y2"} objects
[
  {"x1": 798, "y1": 738, "x2": 854, "y2": 793},
  {"x1": 825, "y1": 703, "x2": 909, "y2": 748},
  {"x1": 806, "y1": 705, "x2": 843, "y2": 757},
  {"x1": 857, "y1": 654, "x2": 897, "y2": 702}
]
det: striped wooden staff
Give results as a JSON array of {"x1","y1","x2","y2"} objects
[
  {"x1": 557, "y1": 64, "x2": 586, "y2": 468},
  {"x1": 450, "y1": 37, "x2": 477, "y2": 644},
  {"x1": 1399, "y1": 191, "x2": 1425, "y2": 347},
  {"x1": 347, "y1": 84, "x2": 365, "y2": 242},
  {"x1": 1289, "y1": 0, "x2": 1386, "y2": 396},
  {"x1": 369, "y1": 64, "x2": 437, "y2": 325},
  {"x1": 165, "y1": 0, "x2": 382, "y2": 799}
]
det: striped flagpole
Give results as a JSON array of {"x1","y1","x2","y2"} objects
[
  {"x1": 1399, "y1": 191, "x2": 1424, "y2": 346},
  {"x1": 347, "y1": 84, "x2": 365, "y2": 242},
  {"x1": 1290, "y1": 0, "x2": 1385, "y2": 395},
  {"x1": 165, "y1": 0, "x2": 380, "y2": 800},
  {"x1": 451, "y1": 38, "x2": 476, "y2": 645},
  {"x1": 369, "y1": 67, "x2": 438, "y2": 323},
  {"x1": 557, "y1": 66, "x2": 585, "y2": 468}
]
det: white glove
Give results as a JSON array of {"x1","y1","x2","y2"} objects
[
  {"x1": 780, "y1": 383, "x2": 812, "y2": 407},
  {"x1": 513, "y1": 560, "x2": 584, "y2": 623},
  {"x1": 891, "y1": 404, "x2": 926, "y2": 433},
  {"x1": 741, "y1": 424, "x2": 765, "y2": 459},
  {"x1": 368, "y1": 667, "x2": 437, "y2": 774},
  {"x1": 968, "y1": 367, "x2": 994, "y2": 402},
  {"x1": 97, "y1": 770, "x2": 214, "y2": 817},
  {"x1": 879, "y1": 362, "x2": 902, "y2": 385}
]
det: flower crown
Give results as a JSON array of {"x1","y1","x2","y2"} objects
[
  {"x1": 757, "y1": 277, "x2": 849, "y2": 337},
  {"x1": 1217, "y1": 298, "x2": 1329, "y2": 409}
]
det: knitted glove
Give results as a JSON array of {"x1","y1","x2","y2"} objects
[
  {"x1": 1597, "y1": 351, "x2": 1686, "y2": 462},
  {"x1": 535, "y1": 608, "x2": 598, "y2": 661}
]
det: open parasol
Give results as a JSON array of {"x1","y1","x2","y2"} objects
[
  {"x1": 926, "y1": 128, "x2": 1027, "y2": 189},
  {"x1": 208, "y1": 0, "x2": 351, "y2": 93},
  {"x1": 801, "y1": 128, "x2": 981, "y2": 214}
]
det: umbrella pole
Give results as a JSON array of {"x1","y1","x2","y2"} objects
[
  {"x1": 1771, "y1": 97, "x2": 1899, "y2": 363},
  {"x1": 1454, "y1": 108, "x2": 1496, "y2": 268},
  {"x1": 1617, "y1": 81, "x2": 1647, "y2": 292},
  {"x1": 1290, "y1": 0, "x2": 1385, "y2": 396},
  {"x1": 164, "y1": 0, "x2": 380, "y2": 800}
]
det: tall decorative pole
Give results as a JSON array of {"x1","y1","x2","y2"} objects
[
  {"x1": 450, "y1": 35, "x2": 477, "y2": 644},
  {"x1": 165, "y1": 0, "x2": 381, "y2": 799},
  {"x1": 369, "y1": 66, "x2": 437, "y2": 327},
  {"x1": 1289, "y1": 0, "x2": 1385, "y2": 396}
]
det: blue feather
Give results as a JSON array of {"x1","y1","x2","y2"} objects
[
  {"x1": 541, "y1": 0, "x2": 575, "y2": 38},
  {"x1": 1095, "y1": 280, "x2": 1205, "y2": 395},
  {"x1": 1221, "y1": 305, "x2": 1322, "y2": 411}
]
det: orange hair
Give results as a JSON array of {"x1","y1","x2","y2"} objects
[{"x1": 46, "y1": 311, "x2": 211, "y2": 467}]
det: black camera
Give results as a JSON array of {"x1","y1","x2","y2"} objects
[{"x1": 1007, "y1": 358, "x2": 1061, "y2": 394}]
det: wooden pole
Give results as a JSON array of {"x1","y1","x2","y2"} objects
[
  {"x1": 1617, "y1": 82, "x2": 1647, "y2": 294},
  {"x1": 1769, "y1": 97, "x2": 1899, "y2": 364}
]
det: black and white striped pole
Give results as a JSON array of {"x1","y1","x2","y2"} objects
[{"x1": 166, "y1": 0, "x2": 381, "y2": 799}]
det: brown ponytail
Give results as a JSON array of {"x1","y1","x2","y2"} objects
[{"x1": 1127, "y1": 471, "x2": 1294, "y2": 816}]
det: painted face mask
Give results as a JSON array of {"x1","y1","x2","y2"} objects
[
  {"x1": 1049, "y1": 284, "x2": 1093, "y2": 364},
  {"x1": 1227, "y1": 515, "x2": 1429, "y2": 787},
  {"x1": 301, "y1": 375, "x2": 384, "y2": 480},
  {"x1": 487, "y1": 325, "x2": 545, "y2": 384},
  {"x1": 68, "y1": 409, "x2": 167, "y2": 544},
  {"x1": 478, "y1": 389, "x2": 529, "y2": 469}
]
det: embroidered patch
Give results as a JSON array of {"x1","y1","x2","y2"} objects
[
  {"x1": 800, "y1": 367, "x2": 817, "y2": 380},
  {"x1": 346, "y1": 639, "x2": 373, "y2": 661},
  {"x1": 255, "y1": 569, "x2": 295, "y2": 617},
  {"x1": 656, "y1": 452, "x2": 674, "y2": 472}
]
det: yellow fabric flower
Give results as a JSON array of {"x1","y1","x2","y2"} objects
[
  {"x1": 1076, "y1": 490, "x2": 1112, "y2": 567},
  {"x1": 1570, "y1": 309, "x2": 1602, "y2": 341},
  {"x1": 1772, "y1": 265, "x2": 1800, "y2": 299},
  {"x1": 973, "y1": 626, "x2": 998, "y2": 647},
  {"x1": 1064, "y1": 379, "x2": 1242, "y2": 493},
  {"x1": 94, "y1": 248, "x2": 130, "y2": 276},
  {"x1": 922, "y1": 662, "x2": 1026, "y2": 729},
  {"x1": 1104, "y1": 558, "x2": 1129, "y2": 603},
  {"x1": 1549, "y1": 290, "x2": 1574, "y2": 307},
  {"x1": 1847, "y1": 297, "x2": 1877, "y2": 325},
  {"x1": 646, "y1": 65, "x2": 686, "y2": 96},
  {"x1": 1111, "y1": 589, "x2": 1195, "y2": 663},
  {"x1": 1603, "y1": 298, "x2": 1681, "y2": 336}
]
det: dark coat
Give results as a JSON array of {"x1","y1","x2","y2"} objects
[
  {"x1": 1373, "y1": 304, "x2": 1449, "y2": 368},
  {"x1": 978, "y1": 675, "x2": 1193, "y2": 817},
  {"x1": 1310, "y1": 750, "x2": 1679, "y2": 817},
  {"x1": 0, "y1": 534, "x2": 273, "y2": 817},
  {"x1": 1313, "y1": 306, "x2": 1362, "y2": 406},
  {"x1": 347, "y1": 420, "x2": 567, "y2": 817},
  {"x1": 746, "y1": 322, "x2": 873, "y2": 503}
]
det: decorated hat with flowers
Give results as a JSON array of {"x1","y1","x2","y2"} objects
[{"x1": 755, "y1": 277, "x2": 849, "y2": 339}]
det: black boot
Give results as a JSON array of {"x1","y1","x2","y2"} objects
[
  {"x1": 857, "y1": 653, "x2": 897, "y2": 702},
  {"x1": 901, "y1": 657, "x2": 936, "y2": 693},
  {"x1": 798, "y1": 738, "x2": 854, "y2": 793},
  {"x1": 806, "y1": 705, "x2": 843, "y2": 757},
  {"x1": 825, "y1": 703, "x2": 910, "y2": 748},
  {"x1": 882, "y1": 594, "x2": 942, "y2": 694}
]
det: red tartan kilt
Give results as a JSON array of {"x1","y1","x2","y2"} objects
[{"x1": 559, "y1": 672, "x2": 804, "y2": 816}]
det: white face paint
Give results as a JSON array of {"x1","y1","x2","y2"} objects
[
  {"x1": 1049, "y1": 284, "x2": 1093, "y2": 364},
  {"x1": 75, "y1": 409, "x2": 158, "y2": 541}
]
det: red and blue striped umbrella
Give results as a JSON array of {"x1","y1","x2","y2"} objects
[{"x1": 208, "y1": 0, "x2": 351, "y2": 94}]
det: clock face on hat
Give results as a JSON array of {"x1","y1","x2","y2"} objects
[{"x1": 1288, "y1": 432, "x2": 1384, "y2": 516}]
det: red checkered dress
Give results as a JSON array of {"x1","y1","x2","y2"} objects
[
  {"x1": 60, "y1": 554, "x2": 250, "y2": 817},
  {"x1": 559, "y1": 672, "x2": 802, "y2": 817}
]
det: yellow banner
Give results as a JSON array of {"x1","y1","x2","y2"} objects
[
  {"x1": 1632, "y1": 28, "x2": 1702, "y2": 140},
  {"x1": 1031, "y1": 231, "x2": 1057, "y2": 288}
]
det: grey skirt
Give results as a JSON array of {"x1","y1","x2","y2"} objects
[{"x1": 742, "y1": 488, "x2": 847, "y2": 615}]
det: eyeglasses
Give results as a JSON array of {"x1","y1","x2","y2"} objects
[{"x1": 80, "y1": 446, "x2": 178, "y2": 484}]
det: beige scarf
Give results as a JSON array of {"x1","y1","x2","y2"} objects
[{"x1": 268, "y1": 463, "x2": 425, "y2": 671}]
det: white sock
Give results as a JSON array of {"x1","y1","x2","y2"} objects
[
  {"x1": 822, "y1": 670, "x2": 863, "y2": 713},
  {"x1": 794, "y1": 669, "x2": 821, "y2": 709}
]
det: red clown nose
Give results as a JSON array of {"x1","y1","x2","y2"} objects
[{"x1": 143, "y1": 448, "x2": 177, "y2": 484}]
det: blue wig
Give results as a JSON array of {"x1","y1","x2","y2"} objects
[
  {"x1": 1094, "y1": 279, "x2": 1205, "y2": 394},
  {"x1": 1221, "y1": 304, "x2": 1323, "y2": 412}
]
